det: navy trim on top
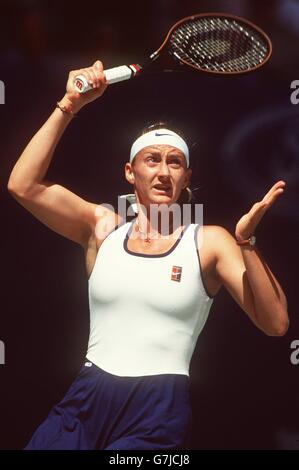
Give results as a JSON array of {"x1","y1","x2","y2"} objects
[
  {"x1": 123, "y1": 220, "x2": 190, "y2": 258},
  {"x1": 194, "y1": 224, "x2": 216, "y2": 300}
]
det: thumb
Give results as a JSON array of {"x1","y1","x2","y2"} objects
[{"x1": 94, "y1": 60, "x2": 102, "y2": 69}]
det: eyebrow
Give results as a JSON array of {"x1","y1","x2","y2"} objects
[{"x1": 143, "y1": 149, "x2": 184, "y2": 157}]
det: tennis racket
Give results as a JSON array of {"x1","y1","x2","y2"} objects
[{"x1": 74, "y1": 12, "x2": 272, "y2": 93}]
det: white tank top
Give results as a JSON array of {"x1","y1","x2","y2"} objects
[{"x1": 86, "y1": 220, "x2": 214, "y2": 377}]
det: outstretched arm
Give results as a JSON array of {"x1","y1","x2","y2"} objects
[{"x1": 214, "y1": 181, "x2": 289, "y2": 336}]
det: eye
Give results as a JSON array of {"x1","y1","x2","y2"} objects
[
  {"x1": 145, "y1": 155, "x2": 159, "y2": 163},
  {"x1": 169, "y1": 156, "x2": 182, "y2": 166}
]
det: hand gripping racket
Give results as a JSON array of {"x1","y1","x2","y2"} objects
[{"x1": 74, "y1": 12, "x2": 272, "y2": 93}]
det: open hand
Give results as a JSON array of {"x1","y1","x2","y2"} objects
[{"x1": 235, "y1": 180, "x2": 286, "y2": 242}]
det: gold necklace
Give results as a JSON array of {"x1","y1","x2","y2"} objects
[
  {"x1": 135, "y1": 221, "x2": 152, "y2": 243},
  {"x1": 134, "y1": 220, "x2": 175, "y2": 243}
]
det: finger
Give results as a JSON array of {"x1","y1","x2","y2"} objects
[
  {"x1": 93, "y1": 60, "x2": 103, "y2": 71},
  {"x1": 93, "y1": 68, "x2": 106, "y2": 88},
  {"x1": 262, "y1": 185, "x2": 285, "y2": 205},
  {"x1": 270, "y1": 180, "x2": 286, "y2": 189},
  {"x1": 87, "y1": 67, "x2": 99, "y2": 88},
  {"x1": 250, "y1": 187, "x2": 285, "y2": 219},
  {"x1": 89, "y1": 67, "x2": 107, "y2": 89},
  {"x1": 73, "y1": 68, "x2": 97, "y2": 88},
  {"x1": 265, "y1": 187, "x2": 285, "y2": 208},
  {"x1": 262, "y1": 180, "x2": 286, "y2": 200},
  {"x1": 247, "y1": 200, "x2": 270, "y2": 224},
  {"x1": 70, "y1": 68, "x2": 93, "y2": 88},
  {"x1": 92, "y1": 61, "x2": 104, "y2": 87}
]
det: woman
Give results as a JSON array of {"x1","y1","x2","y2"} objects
[{"x1": 7, "y1": 60, "x2": 289, "y2": 450}]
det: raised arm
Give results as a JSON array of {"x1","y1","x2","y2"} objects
[{"x1": 7, "y1": 60, "x2": 108, "y2": 247}]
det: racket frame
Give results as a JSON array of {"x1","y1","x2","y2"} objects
[{"x1": 153, "y1": 12, "x2": 272, "y2": 75}]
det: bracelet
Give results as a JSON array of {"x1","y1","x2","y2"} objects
[
  {"x1": 236, "y1": 235, "x2": 256, "y2": 247},
  {"x1": 56, "y1": 101, "x2": 77, "y2": 117}
]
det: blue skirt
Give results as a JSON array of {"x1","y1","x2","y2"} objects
[{"x1": 24, "y1": 360, "x2": 192, "y2": 450}]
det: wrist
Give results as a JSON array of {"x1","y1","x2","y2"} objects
[
  {"x1": 58, "y1": 95, "x2": 83, "y2": 115},
  {"x1": 236, "y1": 235, "x2": 256, "y2": 247}
]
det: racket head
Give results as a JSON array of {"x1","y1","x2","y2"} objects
[{"x1": 155, "y1": 12, "x2": 272, "y2": 75}]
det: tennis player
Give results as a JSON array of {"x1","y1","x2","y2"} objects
[{"x1": 7, "y1": 61, "x2": 289, "y2": 450}]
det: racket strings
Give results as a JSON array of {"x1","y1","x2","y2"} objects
[{"x1": 169, "y1": 17, "x2": 270, "y2": 73}]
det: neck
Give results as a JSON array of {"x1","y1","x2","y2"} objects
[{"x1": 133, "y1": 205, "x2": 181, "y2": 242}]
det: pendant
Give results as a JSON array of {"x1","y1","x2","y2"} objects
[{"x1": 135, "y1": 221, "x2": 151, "y2": 243}]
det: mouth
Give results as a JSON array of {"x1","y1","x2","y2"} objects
[{"x1": 152, "y1": 184, "x2": 172, "y2": 193}]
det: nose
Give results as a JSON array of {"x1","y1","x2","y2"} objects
[{"x1": 157, "y1": 160, "x2": 170, "y2": 179}]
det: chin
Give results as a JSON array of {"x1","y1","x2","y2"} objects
[
  {"x1": 151, "y1": 189, "x2": 173, "y2": 200},
  {"x1": 151, "y1": 197, "x2": 176, "y2": 207},
  {"x1": 151, "y1": 193, "x2": 172, "y2": 200}
]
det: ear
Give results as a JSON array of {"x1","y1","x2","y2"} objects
[
  {"x1": 125, "y1": 162, "x2": 135, "y2": 185},
  {"x1": 183, "y1": 168, "x2": 192, "y2": 188}
]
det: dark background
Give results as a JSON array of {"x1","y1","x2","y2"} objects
[{"x1": 0, "y1": 0, "x2": 298, "y2": 450}]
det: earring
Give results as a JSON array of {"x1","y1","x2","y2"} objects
[{"x1": 185, "y1": 187, "x2": 193, "y2": 203}]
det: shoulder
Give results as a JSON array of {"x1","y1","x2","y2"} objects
[
  {"x1": 83, "y1": 202, "x2": 125, "y2": 251},
  {"x1": 196, "y1": 224, "x2": 238, "y2": 270},
  {"x1": 194, "y1": 225, "x2": 231, "y2": 296},
  {"x1": 196, "y1": 224, "x2": 234, "y2": 252},
  {"x1": 195, "y1": 225, "x2": 239, "y2": 292}
]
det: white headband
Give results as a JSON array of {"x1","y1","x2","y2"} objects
[{"x1": 130, "y1": 128, "x2": 189, "y2": 167}]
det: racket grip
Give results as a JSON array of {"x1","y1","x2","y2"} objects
[{"x1": 74, "y1": 65, "x2": 137, "y2": 93}]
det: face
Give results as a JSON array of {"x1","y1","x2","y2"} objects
[{"x1": 125, "y1": 144, "x2": 192, "y2": 207}]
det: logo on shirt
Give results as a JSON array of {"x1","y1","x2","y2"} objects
[{"x1": 171, "y1": 266, "x2": 182, "y2": 282}]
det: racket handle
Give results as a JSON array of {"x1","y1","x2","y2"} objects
[{"x1": 74, "y1": 64, "x2": 140, "y2": 93}]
